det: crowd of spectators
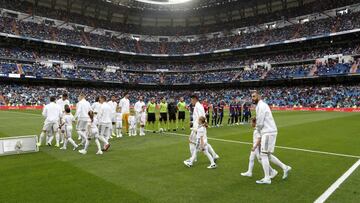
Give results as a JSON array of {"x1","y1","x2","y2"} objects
[
  {"x1": 1, "y1": 84, "x2": 359, "y2": 108},
  {"x1": 0, "y1": 0, "x2": 357, "y2": 36},
  {"x1": 1, "y1": 49, "x2": 359, "y2": 84},
  {"x1": 1, "y1": 9, "x2": 360, "y2": 54}
]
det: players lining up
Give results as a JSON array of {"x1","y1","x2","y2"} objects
[{"x1": 36, "y1": 91, "x2": 291, "y2": 184}]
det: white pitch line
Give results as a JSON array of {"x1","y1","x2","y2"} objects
[
  {"x1": 314, "y1": 159, "x2": 360, "y2": 203},
  {"x1": 162, "y1": 131, "x2": 360, "y2": 159}
]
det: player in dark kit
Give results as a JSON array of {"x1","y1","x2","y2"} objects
[
  {"x1": 242, "y1": 102, "x2": 251, "y2": 123},
  {"x1": 235, "y1": 98, "x2": 242, "y2": 125},
  {"x1": 167, "y1": 98, "x2": 177, "y2": 131},
  {"x1": 211, "y1": 102, "x2": 218, "y2": 127},
  {"x1": 228, "y1": 98, "x2": 236, "y2": 126},
  {"x1": 217, "y1": 100, "x2": 225, "y2": 126}
]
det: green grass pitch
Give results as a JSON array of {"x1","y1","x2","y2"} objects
[{"x1": 0, "y1": 110, "x2": 359, "y2": 203}]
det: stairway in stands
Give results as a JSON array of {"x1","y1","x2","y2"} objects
[
  {"x1": 136, "y1": 41, "x2": 143, "y2": 53},
  {"x1": 292, "y1": 24, "x2": 303, "y2": 39},
  {"x1": 350, "y1": 62, "x2": 358, "y2": 73},
  {"x1": 16, "y1": 64, "x2": 24, "y2": 75},
  {"x1": 11, "y1": 19, "x2": 19, "y2": 35},
  {"x1": 160, "y1": 42, "x2": 167, "y2": 54},
  {"x1": 261, "y1": 68, "x2": 269, "y2": 79},
  {"x1": 81, "y1": 31, "x2": 91, "y2": 46},
  {"x1": 331, "y1": 16, "x2": 341, "y2": 33},
  {"x1": 308, "y1": 64, "x2": 317, "y2": 76},
  {"x1": 50, "y1": 27, "x2": 58, "y2": 41}
]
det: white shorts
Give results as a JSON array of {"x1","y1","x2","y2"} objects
[
  {"x1": 42, "y1": 122, "x2": 59, "y2": 134},
  {"x1": 76, "y1": 120, "x2": 88, "y2": 131},
  {"x1": 63, "y1": 125, "x2": 73, "y2": 138},
  {"x1": 189, "y1": 131, "x2": 197, "y2": 144},
  {"x1": 89, "y1": 128, "x2": 99, "y2": 139},
  {"x1": 260, "y1": 133, "x2": 277, "y2": 154},
  {"x1": 115, "y1": 121, "x2": 122, "y2": 129},
  {"x1": 99, "y1": 123, "x2": 112, "y2": 138}
]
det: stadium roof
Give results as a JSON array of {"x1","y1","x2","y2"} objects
[{"x1": 19, "y1": 0, "x2": 354, "y2": 35}]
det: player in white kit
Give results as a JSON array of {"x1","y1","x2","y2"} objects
[
  {"x1": 59, "y1": 105, "x2": 78, "y2": 150},
  {"x1": 108, "y1": 96, "x2": 118, "y2": 138},
  {"x1": 97, "y1": 96, "x2": 113, "y2": 142},
  {"x1": 139, "y1": 105, "x2": 147, "y2": 136},
  {"x1": 183, "y1": 95, "x2": 219, "y2": 167},
  {"x1": 128, "y1": 112, "x2": 137, "y2": 136},
  {"x1": 37, "y1": 96, "x2": 62, "y2": 147},
  {"x1": 56, "y1": 93, "x2": 70, "y2": 145},
  {"x1": 75, "y1": 93, "x2": 92, "y2": 144},
  {"x1": 134, "y1": 96, "x2": 145, "y2": 127},
  {"x1": 78, "y1": 110, "x2": 110, "y2": 155},
  {"x1": 115, "y1": 105, "x2": 123, "y2": 138},
  {"x1": 184, "y1": 116, "x2": 217, "y2": 169},
  {"x1": 91, "y1": 96, "x2": 101, "y2": 118},
  {"x1": 252, "y1": 92, "x2": 292, "y2": 184},
  {"x1": 241, "y1": 118, "x2": 276, "y2": 178}
]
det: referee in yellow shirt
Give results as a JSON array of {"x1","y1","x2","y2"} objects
[{"x1": 159, "y1": 97, "x2": 168, "y2": 132}]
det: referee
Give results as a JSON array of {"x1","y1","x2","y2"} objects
[
  {"x1": 177, "y1": 97, "x2": 186, "y2": 130},
  {"x1": 147, "y1": 97, "x2": 157, "y2": 133}
]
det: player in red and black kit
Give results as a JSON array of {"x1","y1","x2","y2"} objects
[
  {"x1": 235, "y1": 98, "x2": 242, "y2": 125},
  {"x1": 217, "y1": 100, "x2": 225, "y2": 126},
  {"x1": 227, "y1": 98, "x2": 237, "y2": 126},
  {"x1": 211, "y1": 102, "x2": 218, "y2": 127},
  {"x1": 202, "y1": 99, "x2": 210, "y2": 123}
]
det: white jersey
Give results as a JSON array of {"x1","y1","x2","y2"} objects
[
  {"x1": 62, "y1": 113, "x2": 75, "y2": 126},
  {"x1": 56, "y1": 98, "x2": 70, "y2": 112},
  {"x1": 91, "y1": 102, "x2": 101, "y2": 114},
  {"x1": 134, "y1": 101, "x2": 145, "y2": 113},
  {"x1": 42, "y1": 102, "x2": 62, "y2": 123},
  {"x1": 128, "y1": 116, "x2": 137, "y2": 127},
  {"x1": 89, "y1": 118, "x2": 98, "y2": 130},
  {"x1": 98, "y1": 102, "x2": 113, "y2": 124},
  {"x1": 115, "y1": 112, "x2": 123, "y2": 123},
  {"x1": 255, "y1": 100, "x2": 278, "y2": 135},
  {"x1": 140, "y1": 112, "x2": 146, "y2": 125},
  {"x1": 108, "y1": 101, "x2": 117, "y2": 114},
  {"x1": 196, "y1": 126, "x2": 208, "y2": 144},
  {"x1": 192, "y1": 102, "x2": 206, "y2": 130},
  {"x1": 119, "y1": 97, "x2": 130, "y2": 114},
  {"x1": 75, "y1": 99, "x2": 92, "y2": 121}
]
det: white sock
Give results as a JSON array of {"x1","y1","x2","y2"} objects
[
  {"x1": 55, "y1": 132, "x2": 60, "y2": 145},
  {"x1": 48, "y1": 135, "x2": 54, "y2": 144},
  {"x1": 95, "y1": 138, "x2": 101, "y2": 152},
  {"x1": 140, "y1": 127, "x2": 145, "y2": 135},
  {"x1": 62, "y1": 139, "x2": 68, "y2": 148},
  {"x1": 83, "y1": 139, "x2": 89, "y2": 151},
  {"x1": 189, "y1": 148, "x2": 197, "y2": 163},
  {"x1": 189, "y1": 143, "x2": 196, "y2": 157},
  {"x1": 247, "y1": 151, "x2": 256, "y2": 173},
  {"x1": 270, "y1": 154, "x2": 287, "y2": 170},
  {"x1": 60, "y1": 133, "x2": 64, "y2": 143},
  {"x1": 77, "y1": 131, "x2": 82, "y2": 140},
  {"x1": 39, "y1": 132, "x2": 45, "y2": 144},
  {"x1": 98, "y1": 136, "x2": 109, "y2": 145},
  {"x1": 260, "y1": 154, "x2": 271, "y2": 180},
  {"x1": 68, "y1": 138, "x2": 77, "y2": 148},
  {"x1": 207, "y1": 144, "x2": 218, "y2": 157},
  {"x1": 203, "y1": 148, "x2": 215, "y2": 165}
]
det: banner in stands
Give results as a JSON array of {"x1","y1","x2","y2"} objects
[
  {"x1": 0, "y1": 106, "x2": 359, "y2": 112},
  {"x1": 270, "y1": 107, "x2": 360, "y2": 112}
]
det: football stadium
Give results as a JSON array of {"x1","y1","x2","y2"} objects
[{"x1": 0, "y1": 0, "x2": 359, "y2": 202}]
